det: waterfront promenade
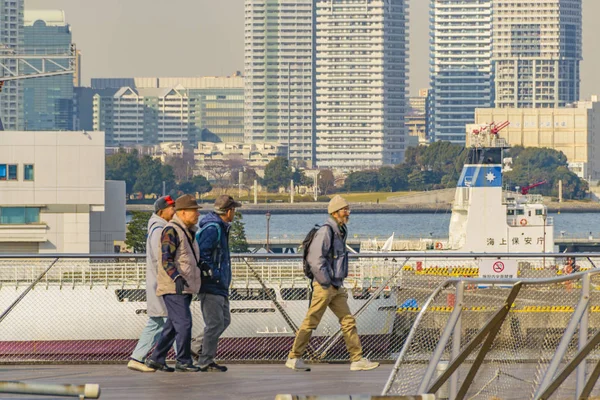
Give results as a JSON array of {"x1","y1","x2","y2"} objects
[{"x1": 1, "y1": 364, "x2": 392, "y2": 400}]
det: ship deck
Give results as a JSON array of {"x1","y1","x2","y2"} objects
[{"x1": 0, "y1": 363, "x2": 393, "y2": 400}]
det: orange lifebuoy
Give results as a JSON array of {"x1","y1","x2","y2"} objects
[
  {"x1": 435, "y1": 242, "x2": 443, "y2": 250},
  {"x1": 520, "y1": 219, "x2": 527, "y2": 226}
]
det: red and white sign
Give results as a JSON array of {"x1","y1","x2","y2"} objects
[{"x1": 479, "y1": 259, "x2": 517, "y2": 279}]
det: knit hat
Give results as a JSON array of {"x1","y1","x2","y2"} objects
[
  {"x1": 174, "y1": 194, "x2": 202, "y2": 211},
  {"x1": 328, "y1": 195, "x2": 349, "y2": 214},
  {"x1": 214, "y1": 195, "x2": 242, "y2": 215},
  {"x1": 154, "y1": 195, "x2": 175, "y2": 212}
]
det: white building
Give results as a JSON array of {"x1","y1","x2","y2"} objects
[
  {"x1": 429, "y1": 0, "x2": 493, "y2": 143},
  {"x1": 492, "y1": 0, "x2": 582, "y2": 108},
  {"x1": 244, "y1": 0, "x2": 315, "y2": 165},
  {"x1": 315, "y1": 0, "x2": 409, "y2": 170},
  {"x1": 93, "y1": 86, "x2": 191, "y2": 146},
  {"x1": 0, "y1": 131, "x2": 125, "y2": 253}
]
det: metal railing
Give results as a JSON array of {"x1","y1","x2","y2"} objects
[
  {"x1": 4, "y1": 252, "x2": 600, "y2": 400},
  {"x1": 382, "y1": 253, "x2": 600, "y2": 400}
]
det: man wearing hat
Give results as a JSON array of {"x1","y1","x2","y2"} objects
[
  {"x1": 146, "y1": 194, "x2": 202, "y2": 372},
  {"x1": 286, "y1": 195, "x2": 379, "y2": 372},
  {"x1": 192, "y1": 194, "x2": 242, "y2": 371},
  {"x1": 127, "y1": 195, "x2": 175, "y2": 372}
]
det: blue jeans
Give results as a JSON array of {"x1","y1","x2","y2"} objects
[
  {"x1": 150, "y1": 294, "x2": 193, "y2": 365},
  {"x1": 131, "y1": 317, "x2": 173, "y2": 362}
]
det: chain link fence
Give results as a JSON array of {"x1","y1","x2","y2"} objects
[
  {"x1": 384, "y1": 254, "x2": 600, "y2": 399},
  {"x1": 2, "y1": 252, "x2": 600, "y2": 386}
]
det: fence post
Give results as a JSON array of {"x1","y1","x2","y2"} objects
[
  {"x1": 450, "y1": 281, "x2": 464, "y2": 400},
  {"x1": 577, "y1": 273, "x2": 590, "y2": 398}
]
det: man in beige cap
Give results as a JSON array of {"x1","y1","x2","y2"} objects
[
  {"x1": 286, "y1": 195, "x2": 379, "y2": 372},
  {"x1": 146, "y1": 194, "x2": 202, "y2": 372}
]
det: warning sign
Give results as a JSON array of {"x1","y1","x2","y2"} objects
[{"x1": 479, "y1": 259, "x2": 517, "y2": 279}]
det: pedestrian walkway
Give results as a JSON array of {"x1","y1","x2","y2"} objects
[{"x1": 1, "y1": 364, "x2": 392, "y2": 400}]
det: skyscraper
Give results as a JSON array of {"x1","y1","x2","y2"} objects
[
  {"x1": 493, "y1": 0, "x2": 582, "y2": 108},
  {"x1": 429, "y1": 0, "x2": 494, "y2": 143},
  {"x1": 315, "y1": 0, "x2": 408, "y2": 170},
  {"x1": 244, "y1": 0, "x2": 315, "y2": 165},
  {"x1": 0, "y1": 0, "x2": 24, "y2": 131},
  {"x1": 23, "y1": 10, "x2": 74, "y2": 131}
]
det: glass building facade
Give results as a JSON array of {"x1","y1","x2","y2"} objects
[
  {"x1": 191, "y1": 88, "x2": 244, "y2": 143},
  {"x1": 23, "y1": 10, "x2": 74, "y2": 131}
]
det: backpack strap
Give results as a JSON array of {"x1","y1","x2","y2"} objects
[{"x1": 197, "y1": 223, "x2": 223, "y2": 269}]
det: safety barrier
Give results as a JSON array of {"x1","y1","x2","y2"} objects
[{"x1": 382, "y1": 255, "x2": 600, "y2": 400}]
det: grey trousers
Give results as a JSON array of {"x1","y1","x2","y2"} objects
[{"x1": 193, "y1": 293, "x2": 230, "y2": 366}]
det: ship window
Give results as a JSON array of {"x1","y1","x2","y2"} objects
[
  {"x1": 281, "y1": 288, "x2": 309, "y2": 300},
  {"x1": 115, "y1": 289, "x2": 146, "y2": 302},
  {"x1": 528, "y1": 211, "x2": 531, "y2": 217},
  {"x1": 507, "y1": 209, "x2": 515, "y2": 215},
  {"x1": 0, "y1": 164, "x2": 5, "y2": 180},
  {"x1": 516, "y1": 209, "x2": 525, "y2": 215},
  {"x1": 230, "y1": 288, "x2": 275, "y2": 301},
  {"x1": 536, "y1": 209, "x2": 543, "y2": 215}
]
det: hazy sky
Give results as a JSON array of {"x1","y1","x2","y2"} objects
[{"x1": 26, "y1": 0, "x2": 600, "y2": 98}]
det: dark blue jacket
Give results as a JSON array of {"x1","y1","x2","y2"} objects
[{"x1": 196, "y1": 211, "x2": 231, "y2": 297}]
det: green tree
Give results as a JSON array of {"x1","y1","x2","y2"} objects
[
  {"x1": 263, "y1": 157, "x2": 293, "y2": 191},
  {"x1": 106, "y1": 148, "x2": 140, "y2": 193},
  {"x1": 344, "y1": 170, "x2": 380, "y2": 192},
  {"x1": 125, "y1": 211, "x2": 152, "y2": 253},
  {"x1": 229, "y1": 211, "x2": 249, "y2": 253},
  {"x1": 133, "y1": 156, "x2": 175, "y2": 194},
  {"x1": 178, "y1": 175, "x2": 213, "y2": 195}
]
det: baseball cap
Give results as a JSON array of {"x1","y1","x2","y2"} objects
[
  {"x1": 214, "y1": 195, "x2": 242, "y2": 214},
  {"x1": 154, "y1": 195, "x2": 175, "y2": 212}
]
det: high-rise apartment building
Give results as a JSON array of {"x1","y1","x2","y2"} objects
[
  {"x1": 23, "y1": 10, "x2": 74, "y2": 131},
  {"x1": 91, "y1": 75, "x2": 244, "y2": 146},
  {"x1": 315, "y1": 0, "x2": 409, "y2": 170},
  {"x1": 93, "y1": 86, "x2": 192, "y2": 146},
  {"x1": 493, "y1": 0, "x2": 582, "y2": 108},
  {"x1": 0, "y1": 0, "x2": 24, "y2": 131},
  {"x1": 429, "y1": 0, "x2": 494, "y2": 143},
  {"x1": 244, "y1": 0, "x2": 315, "y2": 165}
]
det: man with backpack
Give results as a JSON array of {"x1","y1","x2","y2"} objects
[
  {"x1": 127, "y1": 195, "x2": 175, "y2": 372},
  {"x1": 286, "y1": 195, "x2": 379, "y2": 372},
  {"x1": 193, "y1": 194, "x2": 241, "y2": 372}
]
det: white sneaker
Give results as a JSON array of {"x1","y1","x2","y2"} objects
[
  {"x1": 285, "y1": 357, "x2": 311, "y2": 371},
  {"x1": 350, "y1": 357, "x2": 379, "y2": 371},
  {"x1": 127, "y1": 359, "x2": 156, "y2": 373}
]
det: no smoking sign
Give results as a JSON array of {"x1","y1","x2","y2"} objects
[
  {"x1": 492, "y1": 261, "x2": 504, "y2": 273},
  {"x1": 479, "y1": 259, "x2": 517, "y2": 279}
]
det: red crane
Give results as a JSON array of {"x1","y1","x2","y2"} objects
[
  {"x1": 520, "y1": 180, "x2": 547, "y2": 195},
  {"x1": 471, "y1": 120, "x2": 510, "y2": 135}
]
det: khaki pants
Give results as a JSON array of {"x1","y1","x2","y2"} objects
[{"x1": 289, "y1": 282, "x2": 362, "y2": 362}]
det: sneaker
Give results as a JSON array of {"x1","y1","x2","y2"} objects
[
  {"x1": 350, "y1": 357, "x2": 379, "y2": 371},
  {"x1": 145, "y1": 359, "x2": 175, "y2": 372},
  {"x1": 127, "y1": 359, "x2": 156, "y2": 373},
  {"x1": 285, "y1": 357, "x2": 311, "y2": 372},
  {"x1": 175, "y1": 362, "x2": 201, "y2": 372},
  {"x1": 199, "y1": 362, "x2": 228, "y2": 372}
]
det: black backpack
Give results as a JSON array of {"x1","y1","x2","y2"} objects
[{"x1": 301, "y1": 224, "x2": 334, "y2": 280}]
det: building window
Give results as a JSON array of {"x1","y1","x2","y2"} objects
[
  {"x1": 0, "y1": 164, "x2": 5, "y2": 180},
  {"x1": 7, "y1": 164, "x2": 16, "y2": 180},
  {"x1": 0, "y1": 207, "x2": 40, "y2": 224},
  {"x1": 24, "y1": 164, "x2": 34, "y2": 181}
]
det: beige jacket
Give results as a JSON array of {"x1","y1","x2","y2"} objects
[{"x1": 156, "y1": 214, "x2": 201, "y2": 296}]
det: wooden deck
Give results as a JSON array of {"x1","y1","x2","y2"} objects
[{"x1": 0, "y1": 364, "x2": 393, "y2": 400}]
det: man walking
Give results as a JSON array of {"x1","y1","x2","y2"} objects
[
  {"x1": 193, "y1": 195, "x2": 241, "y2": 372},
  {"x1": 146, "y1": 194, "x2": 202, "y2": 372},
  {"x1": 286, "y1": 195, "x2": 379, "y2": 372},
  {"x1": 127, "y1": 196, "x2": 175, "y2": 372}
]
